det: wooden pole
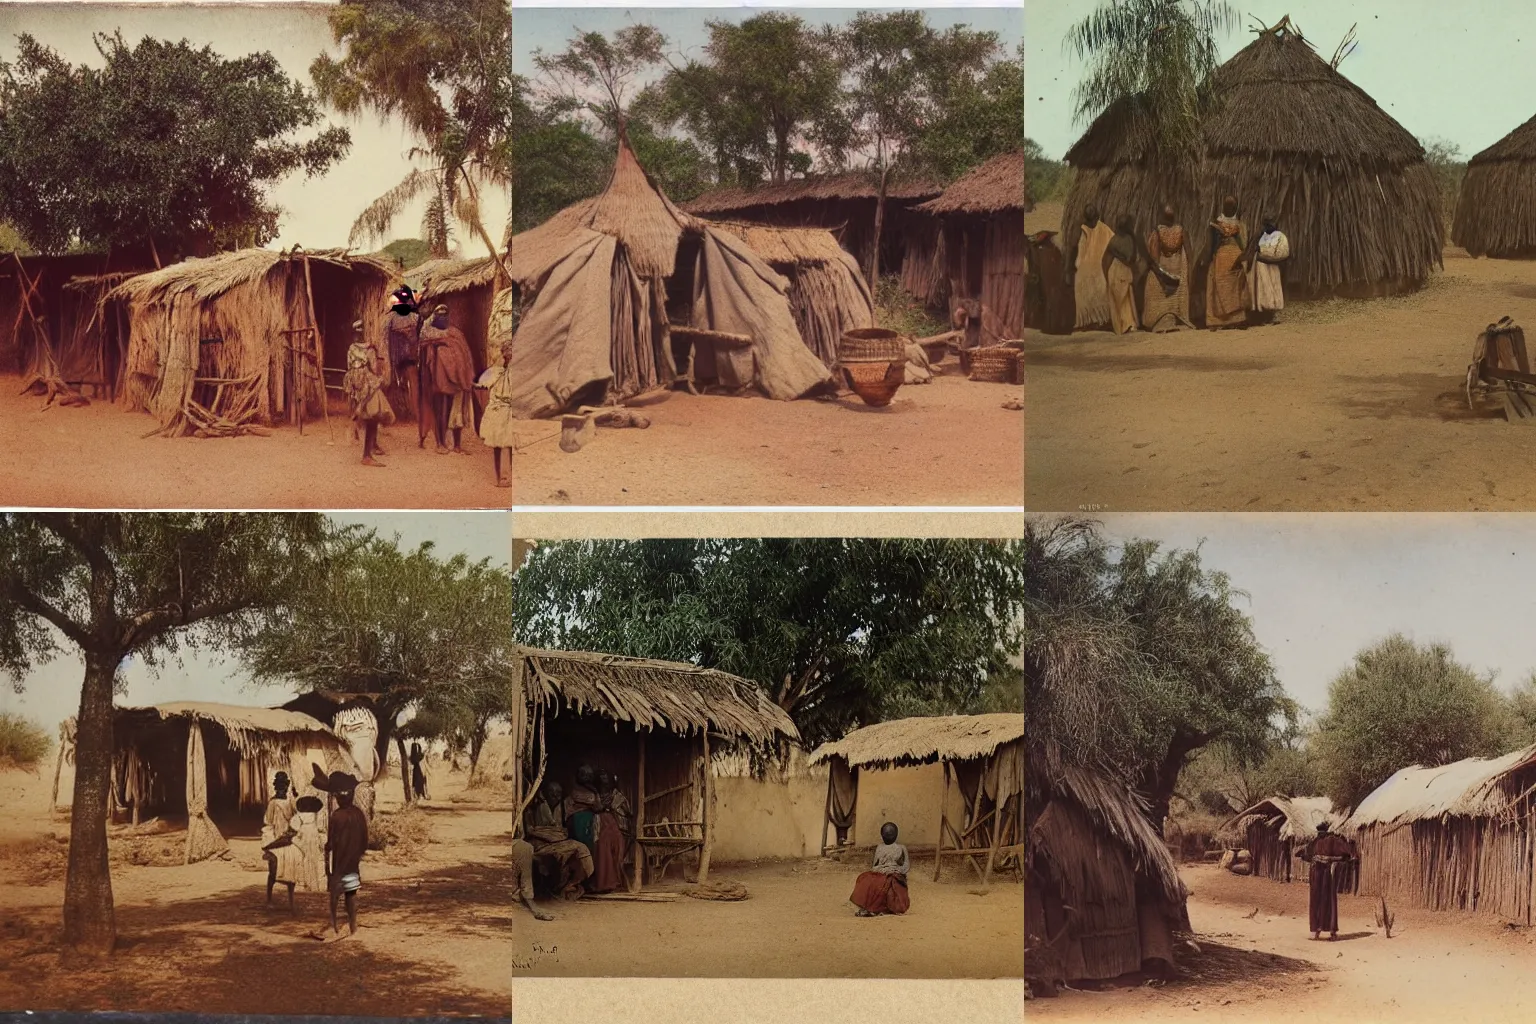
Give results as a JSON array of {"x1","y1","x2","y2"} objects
[
  {"x1": 300, "y1": 254, "x2": 330, "y2": 432},
  {"x1": 820, "y1": 769, "x2": 833, "y2": 857},
  {"x1": 697, "y1": 729, "x2": 714, "y2": 883},
  {"x1": 631, "y1": 728, "x2": 646, "y2": 892},
  {"x1": 50, "y1": 739, "x2": 65, "y2": 812},
  {"x1": 981, "y1": 792, "x2": 1008, "y2": 887},
  {"x1": 935, "y1": 760, "x2": 950, "y2": 882}
]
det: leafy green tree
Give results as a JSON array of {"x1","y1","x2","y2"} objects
[
  {"x1": 311, "y1": 0, "x2": 512, "y2": 270},
  {"x1": 1024, "y1": 138, "x2": 1072, "y2": 203},
  {"x1": 382, "y1": 237, "x2": 434, "y2": 270},
  {"x1": 1314, "y1": 634, "x2": 1516, "y2": 809},
  {"x1": 914, "y1": 44, "x2": 1023, "y2": 182},
  {"x1": 639, "y1": 59, "x2": 761, "y2": 187},
  {"x1": 514, "y1": 539, "x2": 1024, "y2": 748},
  {"x1": 1421, "y1": 135, "x2": 1465, "y2": 229},
  {"x1": 0, "y1": 712, "x2": 51, "y2": 769},
  {"x1": 510, "y1": 76, "x2": 609, "y2": 231},
  {"x1": 239, "y1": 536, "x2": 512, "y2": 802},
  {"x1": 0, "y1": 221, "x2": 34, "y2": 255},
  {"x1": 532, "y1": 25, "x2": 666, "y2": 133},
  {"x1": 0, "y1": 513, "x2": 334, "y2": 955},
  {"x1": 0, "y1": 33, "x2": 349, "y2": 260}
]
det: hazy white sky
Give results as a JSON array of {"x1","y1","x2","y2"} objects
[
  {"x1": 0, "y1": 2, "x2": 508, "y2": 255},
  {"x1": 0, "y1": 512, "x2": 512, "y2": 734},
  {"x1": 1028, "y1": 0, "x2": 1536, "y2": 160},
  {"x1": 1096, "y1": 514, "x2": 1536, "y2": 721}
]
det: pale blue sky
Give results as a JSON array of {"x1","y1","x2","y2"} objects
[
  {"x1": 0, "y1": 512, "x2": 511, "y2": 734},
  {"x1": 1028, "y1": 0, "x2": 1536, "y2": 160},
  {"x1": 1096, "y1": 514, "x2": 1536, "y2": 720},
  {"x1": 0, "y1": 1, "x2": 508, "y2": 254}
]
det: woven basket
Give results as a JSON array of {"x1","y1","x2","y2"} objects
[
  {"x1": 969, "y1": 347, "x2": 1020, "y2": 384},
  {"x1": 843, "y1": 360, "x2": 905, "y2": 407},
  {"x1": 840, "y1": 327, "x2": 905, "y2": 364}
]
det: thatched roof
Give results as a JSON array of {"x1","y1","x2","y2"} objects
[
  {"x1": 110, "y1": 248, "x2": 396, "y2": 305},
  {"x1": 808, "y1": 713, "x2": 1023, "y2": 770},
  {"x1": 1343, "y1": 745, "x2": 1536, "y2": 832},
  {"x1": 1466, "y1": 114, "x2": 1536, "y2": 165},
  {"x1": 1049, "y1": 762, "x2": 1184, "y2": 905},
  {"x1": 115, "y1": 701, "x2": 346, "y2": 759},
  {"x1": 704, "y1": 221, "x2": 850, "y2": 266},
  {"x1": 411, "y1": 254, "x2": 501, "y2": 296},
  {"x1": 1229, "y1": 795, "x2": 1340, "y2": 844},
  {"x1": 516, "y1": 646, "x2": 800, "y2": 746},
  {"x1": 683, "y1": 173, "x2": 942, "y2": 215},
  {"x1": 1452, "y1": 114, "x2": 1536, "y2": 257},
  {"x1": 918, "y1": 152, "x2": 1027, "y2": 216}
]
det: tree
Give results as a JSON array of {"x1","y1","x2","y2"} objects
[
  {"x1": 913, "y1": 44, "x2": 1023, "y2": 182},
  {"x1": 533, "y1": 25, "x2": 666, "y2": 133},
  {"x1": 510, "y1": 75, "x2": 609, "y2": 231},
  {"x1": 1313, "y1": 634, "x2": 1515, "y2": 809},
  {"x1": 639, "y1": 59, "x2": 761, "y2": 187},
  {"x1": 0, "y1": 33, "x2": 349, "y2": 260},
  {"x1": 0, "y1": 513, "x2": 334, "y2": 955},
  {"x1": 1421, "y1": 135, "x2": 1465, "y2": 229},
  {"x1": 311, "y1": 0, "x2": 512, "y2": 269},
  {"x1": 513, "y1": 539, "x2": 1025, "y2": 748},
  {"x1": 1064, "y1": 0, "x2": 1238, "y2": 156},
  {"x1": 239, "y1": 535, "x2": 512, "y2": 803}
]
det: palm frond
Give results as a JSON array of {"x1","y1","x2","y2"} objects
[{"x1": 349, "y1": 168, "x2": 440, "y2": 247}]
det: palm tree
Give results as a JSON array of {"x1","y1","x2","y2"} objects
[{"x1": 1064, "y1": 0, "x2": 1239, "y2": 156}]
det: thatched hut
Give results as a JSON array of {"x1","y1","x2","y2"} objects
[
  {"x1": 1453, "y1": 115, "x2": 1536, "y2": 258},
  {"x1": 505, "y1": 137, "x2": 834, "y2": 418},
  {"x1": 916, "y1": 151, "x2": 1026, "y2": 342},
  {"x1": 808, "y1": 713, "x2": 1023, "y2": 885},
  {"x1": 682, "y1": 173, "x2": 943, "y2": 283},
  {"x1": 77, "y1": 702, "x2": 356, "y2": 864},
  {"x1": 1226, "y1": 795, "x2": 1349, "y2": 884},
  {"x1": 511, "y1": 646, "x2": 800, "y2": 890},
  {"x1": 1343, "y1": 746, "x2": 1536, "y2": 922},
  {"x1": 1026, "y1": 760, "x2": 1189, "y2": 988},
  {"x1": 409, "y1": 254, "x2": 504, "y2": 371},
  {"x1": 1062, "y1": 21, "x2": 1443, "y2": 302},
  {"x1": 108, "y1": 248, "x2": 399, "y2": 435}
]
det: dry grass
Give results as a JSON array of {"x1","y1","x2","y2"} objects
[
  {"x1": 0, "y1": 713, "x2": 51, "y2": 770},
  {"x1": 375, "y1": 805, "x2": 436, "y2": 865}
]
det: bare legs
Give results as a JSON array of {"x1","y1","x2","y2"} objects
[
  {"x1": 493, "y1": 449, "x2": 510, "y2": 488},
  {"x1": 362, "y1": 421, "x2": 384, "y2": 467},
  {"x1": 329, "y1": 886, "x2": 358, "y2": 937}
]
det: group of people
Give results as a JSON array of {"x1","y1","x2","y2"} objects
[
  {"x1": 259, "y1": 767, "x2": 371, "y2": 942},
  {"x1": 1026, "y1": 198, "x2": 1291, "y2": 335},
  {"x1": 342, "y1": 284, "x2": 518, "y2": 487},
  {"x1": 513, "y1": 765, "x2": 634, "y2": 921}
]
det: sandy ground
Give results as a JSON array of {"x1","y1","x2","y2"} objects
[
  {"x1": 0, "y1": 758, "x2": 511, "y2": 1015},
  {"x1": 1025, "y1": 201, "x2": 1536, "y2": 512},
  {"x1": 509, "y1": 375, "x2": 1024, "y2": 506},
  {"x1": 1030, "y1": 863, "x2": 1536, "y2": 1023},
  {"x1": 513, "y1": 854, "x2": 1024, "y2": 978},
  {"x1": 0, "y1": 377, "x2": 508, "y2": 509}
]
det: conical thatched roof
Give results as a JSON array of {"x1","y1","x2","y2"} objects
[
  {"x1": 1452, "y1": 114, "x2": 1536, "y2": 257},
  {"x1": 918, "y1": 151, "x2": 1027, "y2": 216},
  {"x1": 808, "y1": 713, "x2": 1022, "y2": 769}
]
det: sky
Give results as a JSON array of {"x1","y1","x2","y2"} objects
[
  {"x1": 0, "y1": 511, "x2": 512, "y2": 735},
  {"x1": 0, "y1": 2, "x2": 508, "y2": 255},
  {"x1": 1027, "y1": 0, "x2": 1536, "y2": 160},
  {"x1": 1094, "y1": 514, "x2": 1536, "y2": 720}
]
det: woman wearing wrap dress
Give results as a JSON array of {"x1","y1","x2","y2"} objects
[
  {"x1": 1142, "y1": 206, "x2": 1194, "y2": 332},
  {"x1": 1206, "y1": 195, "x2": 1249, "y2": 329},
  {"x1": 1074, "y1": 205, "x2": 1116, "y2": 330},
  {"x1": 1247, "y1": 216, "x2": 1290, "y2": 323},
  {"x1": 1101, "y1": 216, "x2": 1141, "y2": 335}
]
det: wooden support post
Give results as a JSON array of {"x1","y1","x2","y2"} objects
[
  {"x1": 630, "y1": 728, "x2": 646, "y2": 893},
  {"x1": 849, "y1": 765, "x2": 858, "y2": 848},
  {"x1": 697, "y1": 729, "x2": 714, "y2": 883},
  {"x1": 935, "y1": 760, "x2": 950, "y2": 882},
  {"x1": 300, "y1": 253, "x2": 329, "y2": 431},
  {"x1": 982, "y1": 793, "x2": 1009, "y2": 887},
  {"x1": 50, "y1": 740, "x2": 65, "y2": 812},
  {"x1": 820, "y1": 769, "x2": 833, "y2": 857}
]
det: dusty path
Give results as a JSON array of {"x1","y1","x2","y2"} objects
[
  {"x1": 0, "y1": 765, "x2": 511, "y2": 1015},
  {"x1": 509, "y1": 376, "x2": 1024, "y2": 506},
  {"x1": 513, "y1": 855, "x2": 1023, "y2": 977},
  {"x1": 1031, "y1": 864, "x2": 1536, "y2": 1023},
  {"x1": 0, "y1": 377, "x2": 506, "y2": 509},
  {"x1": 1025, "y1": 201, "x2": 1536, "y2": 512}
]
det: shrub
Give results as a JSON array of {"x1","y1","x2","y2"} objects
[{"x1": 0, "y1": 713, "x2": 51, "y2": 770}]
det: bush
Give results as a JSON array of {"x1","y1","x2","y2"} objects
[
  {"x1": 873, "y1": 275, "x2": 949, "y2": 339},
  {"x1": 0, "y1": 713, "x2": 51, "y2": 770},
  {"x1": 374, "y1": 805, "x2": 435, "y2": 865}
]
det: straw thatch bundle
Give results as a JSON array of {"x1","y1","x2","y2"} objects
[
  {"x1": 918, "y1": 152, "x2": 1027, "y2": 217},
  {"x1": 1062, "y1": 23, "x2": 1443, "y2": 298},
  {"x1": 1344, "y1": 746, "x2": 1536, "y2": 831},
  {"x1": 1453, "y1": 114, "x2": 1536, "y2": 258},
  {"x1": 1225, "y1": 795, "x2": 1346, "y2": 884},
  {"x1": 683, "y1": 173, "x2": 943, "y2": 214},
  {"x1": 516, "y1": 646, "x2": 800, "y2": 746},
  {"x1": 809, "y1": 713, "x2": 1022, "y2": 770},
  {"x1": 114, "y1": 701, "x2": 348, "y2": 760},
  {"x1": 411, "y1": 254, "x2": 500, "y2": 296}
]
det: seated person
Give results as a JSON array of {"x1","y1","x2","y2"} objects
[
  {"x1": 522, "y1": 780, "x2": 593, "y2": 899},
  {"x1": 849, "y1": 822, "x2": 910, "y2": 917}
]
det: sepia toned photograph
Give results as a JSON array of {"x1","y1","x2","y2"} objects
[
  {"x1": 0, "y1": 511, "x2": 514, "y2": 1015},
  {"x1": 506, "y1": 5, "x2": 1023, "y2": 506},
  {"x1": 1025, "y1": 0, "x2": 1536, "y2": 513}
]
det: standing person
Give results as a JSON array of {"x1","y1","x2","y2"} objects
[
  {"x1": 261, "y1": 772, "x2": 296, "y2": 906},
  {"x1": 1142, "y1": 205, "x2": 1194, "y2": 332},
  {"x1": 1101, "y1": 216, "x2": 1141, "y2": 335},
  {"x1": 589, "y1": 770, "x2": 627, "y2": 893},
  {"x1": 384, "y1": 286, "x2": 422, "y2": 417},
  {"x1": 1025, "y1": 231, "x2": 1074, "y2": 335},
  {"x1": 409, "y1": 741, "x2": 429, "y2": 801},
  {"x1": 1247, "y1": 216, "x2": 1290, "y2": 323},
  {"x1": 322, "y1": 771, "x2": 368, "y2": 942},
  {"x1": 849, "y1": 822, "x2": 911, "y2": 917},
  {"x1": 1298, "y1": 821, "x2": 1356, "y2": 941},
  {"x1": 418, "y1": 303, "x2": 477, "y2": 455},
  {"x1": 1206, "y1": 195, "x2": 1249, "y2": 329},
  {"x1": 1074, "y1": 204, "x2": 1115, "y2": 330},
  {"x1": 343, "y1": 320, "x2": 394, "y2": 467},
  {"x1": 476, "y1": 339, "x2": 517, "y2": 488}
]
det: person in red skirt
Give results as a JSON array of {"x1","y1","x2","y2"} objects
[{"x1": 850, "y1": 821, "x2": 910, "y2": 916}]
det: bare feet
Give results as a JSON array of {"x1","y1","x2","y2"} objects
[
  {"x1": 496, "y1": 476, "x2": 511, "y2": 488},
  {"x1": 436, "y1": 445, "x2": 450, "y2": 455},
  {"x1": 361, "y1": 456, "x2": 384, "y2": 467},
  {"x1": 454, "y1": 447, "x2": 470, "y2": 455}
]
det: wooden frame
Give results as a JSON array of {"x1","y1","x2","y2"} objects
[{"x1": 629, "y1": 728, "x2": 717, "y2": 890}]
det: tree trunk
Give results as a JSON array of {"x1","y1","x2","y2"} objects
[
  {"x1": 774, "y1": 124, "x2": 790, "y2": 185},
  {"x1": 1144, "y1": 733, "x2": 1207, "y2": 838},
  {"x1": 469, "y1": 722, "x2": 487, "y2": 781},
  {"x1": 62, "y1": 653, "x2": 120, "y2": 955},
  {"x1": 867, "y1": 162, "x2": 889, "y2": 290},
  {"x1": 396, "y1": 736, "x2": 413, "y2": 805}
]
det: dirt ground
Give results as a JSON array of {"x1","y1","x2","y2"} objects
[
  {"x1": 0, "y1": 378, "x2": 507, "y2": 509},
  {"x1": 1025, "y1": 200, "x2": 1536, "y2": 512},
  {"x1": 508, "y1": 376, "x2": 1024, "y2": 506},
  {"x1": 0, "y1": 758, "x2": 511, "y2": 1015},
  {"x1": 1031, "y1": 863, "x2": 1536, "y2": 1023},
  {"x1": 513, "y1": 854, "x2": 1024, "y2": 978}
]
